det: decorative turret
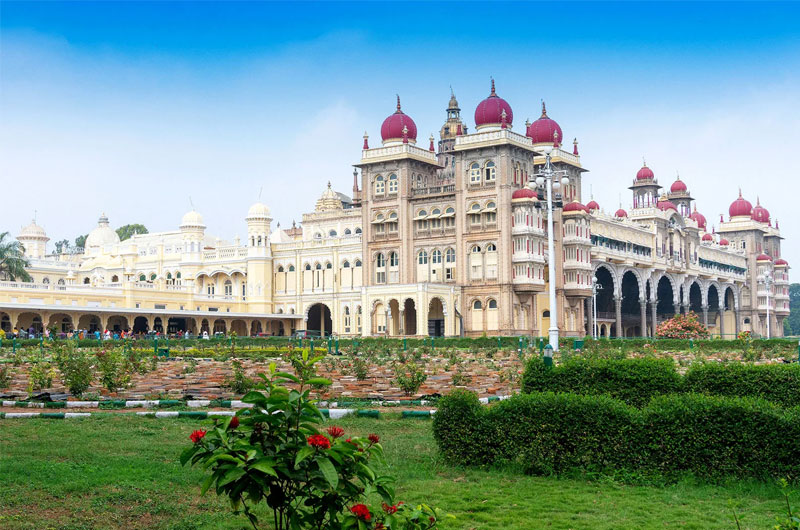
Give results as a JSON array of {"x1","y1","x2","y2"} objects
[
  {"x1": 629, "y1": 159, "x2": 662, "y2": 209},
  {"x1": 17, "y1": 219, "x2": 49, "y2": 258}
]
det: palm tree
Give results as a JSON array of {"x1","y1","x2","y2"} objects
[{"x1": 0, "y1": 231, "x2": 31, "y2": 282}]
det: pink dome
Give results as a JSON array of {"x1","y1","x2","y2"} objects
[
  {"x1": 563, "y1": 201, "x2": 588, "y2": 213},
  {"x1": 751, "y1": 198, "x2": 770, "y2": 223},
  {"x1": 756, "y1": 253, "x2": 772, "y2": 262},
  {"x1": 657, "y1": 200, "x2": 678, "y2": 212},
  {"x1": 380, "y1": 96, "x2": 417, "y2": 143},
  {"x1": 636, "y1": 165, "x2": 655, "y2": 180},
  {"x1": 719, "y1": 238, "x2": 730, "y2": 246},
  {"x1": 474, "y1": 80, "x2": 513, "y2": 129},
  {"x1": 702, "y1": 233, "x2": 713, "y2": 241},
  {"x1": 670, "y1": 177, "x2": 687, "y2": 192},
  {"x1": 689, "y1": 208, "x2": 707, "y2": 230},
  {"x1": 512, "y1": 188, "x2": 536, "y2": 200},
  {"x1": 586, "y1": 200, "x2": 600, "y2": 211},
  {"x1": 774, "y1": 258, "x2": 788, "y2": 266},
  {"x1": 728, "y1": 190, "x2": 753, "y2": 218},
  {"x1": 526, "y1": 102, "x2": 563, "y2": 146},
  {"x1": 615, "y1": 208, "x2": 628, "y2": 218}
]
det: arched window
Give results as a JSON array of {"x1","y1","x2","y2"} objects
[
  {"x1": 329, "y1": 230, "x2": 337, "y2": 237},
  {"x1": 388, "y1": 173, "x2": 398, "y2": 193},
  {"x1": 110, "y1": 275, "x2": 118, "y2": 283},
  {"x1": 314, "y1": 233, "x2": 322, "y2": 239},
  {"x1": 288, "y1": 265, "x2": 295, "y2": 272},
  {"x1": 342, "y1": 261, "x2": 350, "y2": 268},
  {"x1": 355, "y1": 259, "x2": 362, "y2": 267},
  {"x1": 445, "y1": 248, "x2": 456, "y2": 263},
  {"x1": 469, "y1": 162, "x2": 481, "y2": 184},
  {"x1": 325, "y1": 262, "x2": 332, "y2": 269},
  {"x1": 139, "y1": 274, "x2": 146, "y2": 282},
  {"x1": 418, "y1": 250, "x2": 428, "y2": 264},
  {"x1": 432, "y1": 249, "x2": 442, "y2": 264},
  {"x1": 375, "y1": 175, "x2": 385, "y2": 194},
  {"x1": 485, "y1": 161, "x2": 496, "y2": 182},
  {"x1": 277, "y1": 266, "x2": 285, "y2": 272},
  {"x1": 42, "y1": 277, "x2": 50, "y2": 284},
  {"x1": 355, "y1": 227, "x2": 362, "y2": 234},
  {"x1": 166, "y1": 272, "x2": 172, "y2": 280},
  {"x1": 315, "y1": 263, "x2": 322, "y2": 270},
  {"x1": 486, "y1": 243, "x2": 497, "y2": 252},
  {"x1": 57, "y1": 279, "x2": 65, "y2": 285},
  {"x1": 344, "y1": 228, "x2": 351, "y2": 235},
  {"x1": 150, "y1": 273, "x2": 157, "y2": 281},
  {"x1": 487, "y1": 299, "x2": 498, "y2": 309},
  {"x1": 176, "y1": 272, "x2": 181, "y2": 279},
  {"x1": 389, "y1": 251, "x2": 399, "y2": 266},
  {"x1": 376, "y1": 253, "x2": 386, "y2": 267},
  {"x1": 471, "y1": 245, "x2": 482, "y2": 253},
  {"x1": 224, "y1": 279, "x2": 233, "y2": 296},
  {"x1": 389, "y1": 212, "x2": 398, "y2": 220},
  {"x1": 473, "y1": 300, "x2": 482, "y2": 310},
  {"x1": 305, "y1": 264, "x2": 312, "y2": 271}
]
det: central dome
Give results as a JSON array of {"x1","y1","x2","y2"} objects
[
  {"x1": 636, "y1": 164, "x2": 655, "y2": 181},
  {"x1": 246, "y1": 202, "x2": 271, "y2": 220},
  {"x1": 526, "y1": 102, "x2": 562, "y2": 146},
  {"x1": 181, "y1": 209, "x2": 206, "y2": 229},
  {"x1": 729, "y1": 190, "x2": 753, "y2": 218},
  {"x1": 85, "y1": 213, "x2": 121, "y2": 248},
  {"x1": 18, "y1": 220, "x2": 47, "y2": 239},
  {"x1": 380, "y1": 96, "x2": 417, "y2": 144},
  {"x1": 670, "y1": 176, "x2": 687, "y2": 192},
  {"x1": 474, "y1": 80, "x2": 513, "y2": 130}
]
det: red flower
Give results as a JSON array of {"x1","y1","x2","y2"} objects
[
  {"x1": 189, "y1": 429, "x2": 206, "y2": 444},
  {"x1": 327, "y1": 426, "x2": 345, "y2": 439},
  {"x1": 382, "y1": 502, "x2": 398, "y2": 514},
  {"x1": 229, "y1": 416, "x2": 239, "y2": 429},
  {"x1": 429, "y1": 516, "x2": 436, "y2": 523},
  {"x1": 307, "y1": 434, "x2": 331, "y2": 450},
  {"x1": 368, "y1": 433, "x2": 380, "y2": 444},
  {"x1": 350, "y1": 504, "x2": 371, "y2": 522}
]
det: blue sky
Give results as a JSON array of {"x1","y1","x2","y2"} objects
[{"x1": 2, "y1": 1, "x2": 799, "y2": 265}]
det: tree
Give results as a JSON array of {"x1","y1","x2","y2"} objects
[
  {"x1": 116, "y1": 224, "x2": 148, "y2": 241},
  {"x1": 785, "y1": 283, "x2": 800, "y2": 336},
  {"x1": 74, "y1": 234, "x2": 88, "y2": 249},
  {"x1": 53, "y1": 239, "x2": 70, "y2": 254},
  {"x1": 0, "y1": 231, "x2": 31, "y2": 282}
]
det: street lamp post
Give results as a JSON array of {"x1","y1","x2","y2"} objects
[
  {"x1": 529, "y1": 146, "x2": 570, "y2": 352},
  {"x1": 592, "y1": 276, "x2": 602, "y2": 340},
  {"x1": 759, "y1": 271, "x2": 774, "y2": 338}
]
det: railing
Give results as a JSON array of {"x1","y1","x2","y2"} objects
[
  {"x1": 361, "y1": 143, "x2": 438, "y2": 162},
  {"x1": 410, "y1": 183, "x2": 455, "y2": 196},
  {"x1": 203, "y1": 247, "x2": 249, "y2": 261},
  {"x1": 455, "y1": 128, "x2": 533, "y2": 149}
]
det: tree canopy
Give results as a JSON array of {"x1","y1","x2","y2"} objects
[
  {"x1": 0, "y1": 231, "x2": 32, "y2": 282},
  {"x1": 74, "y1": 234, "x2": 88, "y2": 249},
  {"x1": 785, "y1": 283, "x2": 800, "y2": 336},
  {"x1": 116, "y1": 224, "x2": 148, "y2": 241}
]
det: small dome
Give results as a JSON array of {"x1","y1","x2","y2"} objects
[
  {"x1": 586, "y1": 199, "x2": 600, "y2": 211},
  {"x1": 247, "y1": 202, "x2": 271, "y2": 220},
  {"x1": 774, "y1": 258, "x2": 788, "y2": 266},
  {"x1": 729, "y1": 190, "x2": 753, "y2": 218},
  {"x1": 18, "y1": 219, "x2": 47, "y2": 239},
  {"x1": 756, "y1": 253, "x2": 772, "y2": 262},
  {"x1": 615, "y1": 208, "x2": 628, "y2": 218},
  {"x1": 474, "y1": 80, "x2": 513, "y2": 130},
  {"x1": 751, "y1": 197, "x2": 770, "y2": 223},
  {"x1": 657, "y1": 200, "x2": 678, "y2": 212},
  {"x1": 702, "y1": 233, "x2": 713, "y2": 241},
  {"x1": 563, "y1": 200, "x2": 588, "y2": 213},
  {"x1": 526, "y1": 102, "x2": 562, "y2": 146},
  {"x1": 381, "y1": 96, "x2": 417, "y2": 144},
  {"x1": 670, "y1": 176, "x2": 687, "y2": 192},
  {"x1": 636, "y1": 164, "x2": 655, "y2": 181},
  {"x1": 180, "y1": 209, "x2": 206, "y2": 229},
  {"x1": 719, "y1": 237, "x2": 730, "y2": 246},
  {"x1": 85, "y1": 213, "x2": 121, "y2": 248},
  {"x1": 512, "y1": 188, "x2": 537, "y2": 200},
  {"x1": 689, "y1": 207, "x2": 707, "y2": 230}
]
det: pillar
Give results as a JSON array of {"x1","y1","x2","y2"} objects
[
  {"x1": 640, "y1": 300, "x2": 647, "y2": 337},
  {"x1": 673, "y1": 303, "x2": 681, "y2": 317},
  {"x1": 734, "y1": 309, "x2": 741, "y2": 335},
  {"x1": 718, "y1": 309, "x2": 725, "y2": 338},
  {"x1": 701, "y1": 306, "x2": 709, "y2": 328},
  {"x1": 586, "y1": 298, "x2": 594, "y2": 338},
  {"x1": 100, "y1": 314, "x2": 110, "y2": 332},
  {"x1": 650, "y1": 301, "x2": 657, "y2": 337},
  {"x1": 399, "y1": 310, "x2": 405, "y2": 335},
  {"x1": 614, "y1": 296, "x2": 622, "y2": 338}
]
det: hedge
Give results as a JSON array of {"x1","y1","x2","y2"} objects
[
  {"x1": 522, "y1": 357, "x2": 800, "y2": 407},
  {"x1": 432, "y1": 389, "x2": 800, "y2": 480}
]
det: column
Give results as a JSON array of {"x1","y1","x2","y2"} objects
[
  {"x1": 614, "y1": 296, "x2": 622, "y2": 338},
  {"x1": 673, "y1": 303, "x2": 681, "y2": 317},
  {"x1": 734, "y1": 309, "x2": 741, "y2": 335},
  {"x1": 718, "y1": 309, "x2": 725, "y2": 338},
  {"x1": 586, "y1": 298, "x2": 594, "y2": 338},
  {"x1": 399, "y1": 310, "x2": 405, "y2": 335},
  {"x1": 650, "y1": 301, "x2": 657, "y2": 337},
  {"x1": 701, "y1": 306, "x2": 709, "y2": 328},
  {"x1": 640, "y1": 300, "x2": 647, "y2": 337}
]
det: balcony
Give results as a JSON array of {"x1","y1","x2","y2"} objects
[{"x1": 410, "y1": 184, "x2": 455, "y2": 197}]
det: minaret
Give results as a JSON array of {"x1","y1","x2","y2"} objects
[
  {"x1": 352, "y1": 168, "x2": 362, "y2": 206},
  {"x1": 437, "y1": 88, "x2": 466, "y2": 174},
  {"x1": 629, "y1": 158, "x2": 662, "y2": 209}
]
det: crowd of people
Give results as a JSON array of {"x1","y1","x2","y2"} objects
[{"x1": 1, "y1": 327, "x2": 214, "y2": 341}]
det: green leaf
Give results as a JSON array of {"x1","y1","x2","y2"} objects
[
  {"x1": 241, "y1": 391, "x2": 267, "y2": 405},
  {"x1": 218, "y1": 467, "x2": 246, "y2": 487},
  {"x1": 317, "y1": 457, "x2": 338, "y2": 489},
  {"x1": 200, "y1": 472, "x2": 216, "y2": 495},
  {"x1": 179, "y1": 445, "x2": 198, "y2": 466},
  {"x1": 355, "y1": 462, "x2": 375, "y2": 482},
  {"x1": 305, "y1": 377, "x2": 332, "y2": 387},
  {"x1": 294, "y1": 445, "x2": 315, "y2": 467},
  {"x1": 250, "y1": 458, "x2": 278, "y2": 477},
  {"x1": 274, "y1": 371, "x2": 300, "y2": 383}
]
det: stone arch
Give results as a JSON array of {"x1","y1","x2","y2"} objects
[
  {"x1": 723, "y1": 284, "x2": 738, "y2": 310},
  {"x1": 593, "y1": 262, "x2": 619, "y2": 296},
  {"x1": 428, "y1": 297, "x2": 446, "y2": 337},
  {"x1": 689, "y1": 281, "x2": 703, "y2": 314},
  {"x1": 77, "y1": 314, "x2": 101, "y2": 333},
  {"x1": 403, "y1": 298, "x2": 417, "y2": 336},
  {"x1": 388, "y1": 299, "x2": 401, "y2": 336},
  {"x1": 133, "y1": 316, "x2": 149, "y2": 334},
  {"x1": 306, "y1": 303, "x2": 332, "y2": 336},
  {"x1": 47, "y1": 313, "x2": 74, "y2": 334},
  {"x1": 107, "y1": 315, "x2": 129, "y2": 333},
  {"x1": 619, "y1": 267, "x2": 645, "y2": 301}
]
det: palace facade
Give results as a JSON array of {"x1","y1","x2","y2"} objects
[{"x1": 1, "y1": 83, "x2": 790, "y2": 338}]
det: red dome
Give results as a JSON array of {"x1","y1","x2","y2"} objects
[
  {"x1": 636, "y1": 164, "x2": 655, "y2": 180},
  {"x1": 563, "y1": 200, "x2": 588, "y2": 213},
  {"x1": 670, "y1": 177, "x2": 687, "y2": 192},
  {"x1": 526, "y1": 102, "x2": 563, "y2": 146},
  {"x1": 512, "y1": 188, "x2": 536, "y2": 200},
  {"x1": 702, "y1": 233, "x2": 713, "y2": 241},
  {"x1": 689, "y1": 208, "x2": 707, "y2": 230},
  {"x1": 728, "y1": 190, "x2": 753, "y2": 218},
  {"x1": 756, "y1": 253, "x2": 772, "y2": 262},
  {"x1": 380, "y1": 96, "x2": 417, "y2": 143},
  {"x1": 474, "y1": 80, "x2": 513, "y2": 129},
  {"x1": 719, "y1": 238, "x2": 730, "y2": 246},
  {"x1": 751, "y1": 198, "x2": 770, "y2": 223},
  {"x1": 615, "y1": 208, "x2": 628, "y2": 218},
  {"x1": 657, "y1": 200, "x2": 677, "y2": 212},
  {"x1": 774, "y1": 258, "x2": 788, "y2": 266},
  {"x1": 586, "y1": 200, "x2": 600, "y2": 211}
]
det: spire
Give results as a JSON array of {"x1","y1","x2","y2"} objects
[
  {"x1": 756, "y1": 195, "x2": 761, "y2": 206},
  {"x1": 541, "y1": 100, "x2": 548, "y2": 118},
  {"x1": 353, "y1": 168, "x2": 359, "y2": 193},
  {"x1": 642, "y1": 156, "x2": 647, "y2": 167},
  {"x1": 429, "y1": 134, "x2": 435, "y2": 151},
  {"x1": 396, "y1": 95, "x2": 402, "y2": 113},
  {"x1": 490, "y1": 78, "x2": 496, "y2": 96},
  {"x1": 573, "y1": 137, "x2": 579, "y2": 155},
  {"x1": 327, "y1": 181, "x2": 332, "y2": 189},
  {"x1": 362, "y1": 131, "x2": 369, "y2": 150}
]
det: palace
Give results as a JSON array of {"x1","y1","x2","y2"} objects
[{"x1": 1, "y1": 83, "x2": 790, "y2": 338}]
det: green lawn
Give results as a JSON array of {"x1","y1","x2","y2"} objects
[{"x1": 0, "y1": 415, "x2": 791, "y2": 529}]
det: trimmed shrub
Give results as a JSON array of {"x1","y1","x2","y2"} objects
[
  {"x1": 433, "y1": 390, "x2": 800, "y2": 480},
  {"x1": 684, "y1": 362, "x2": 800, "y2": 408},
  {"x1": 522, "y1": 357, "x2": 682, "y2": 407}
]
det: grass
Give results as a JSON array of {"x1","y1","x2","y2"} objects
[{"x1": 0, "y1": 415, "x2": 792, "y2": 529}]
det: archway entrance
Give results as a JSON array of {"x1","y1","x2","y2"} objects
[
  {"x1": 388, "y1": 300, "x2": 401, "y2": 336},
  {"x1": 167, "y1": 317, "x2": 187, "y2": 334},
  {"x1": 107, "y1": 316, "x2": 129, "y2": 333},
  {"x1": 428, "y1": 298, "x2": 444, "y2": 337},
  {"x1": 133, "y1": 316, "x2": 149, "y2": 334},
  {"x1": 594, "y1": 267, "x2": 615, "y2": 336},
  {"x1": 48, "y1": 313, "x2": 73, "y2": 334},
  {"x1": 307, "y1": 304, "x2": 332, "y2": 336},
  {"x1": 689, "y1": 282, "x2": 703, "y2": 315},
  {"x1": 656, "y1": 276, "x2": 675, "y2": 321},
  {"x1": 403, "y1": 299, "x2": 417, "y2": 336},
  {"x1": 620, "y1": 271, "x2": 641, "y2": 337},
  {"x1": 77, "y1": 314, "x2": 100, "y2": 333}
]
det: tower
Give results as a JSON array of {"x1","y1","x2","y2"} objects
[{"x1": 630, "y1": 161, "x2": 662, "y2": 209}]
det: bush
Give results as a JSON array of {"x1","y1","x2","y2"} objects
[
  {"x1": 393, "y1": 362, "x2": 427, "y2": 396},
  {"x1": 684, "y1": 362, "x2": 800, "y2": 408},
  {"x1": 656, "y1": 312, "x2": 710, "y2": 339},
  {"x1": 0, "y1": 364, "x2": 12, "y2": 389},
  {"x1": 522, "y1": 357, "x2": 682, "y2": 407},
  {"x1": 95, "y1": 348, "x2": 131, "y2": 393},
  {"x1": 433, "y1": 390, "x2": 800, "y2": 481},
  {"x1": 27, "y1": 361, "x2": 56, "y2": 392},
  {"x1": 222, "y1": 359, "x2": 254, "y2": 394},
  {"x1": 57, "y1": 344, "x2": 94, "y2": 397}
]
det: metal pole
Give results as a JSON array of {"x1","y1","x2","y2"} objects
[
  {"x1": 545, "y1": 154, "x2": 559, "y2": 352},
  {"x1": 766, "y1": 277, "x2": 771, "y2": 339},
  {"x1": 592, "y1": 280, "x2": 598, "y2": 340}
]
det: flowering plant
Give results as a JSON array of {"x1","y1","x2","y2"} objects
[{"x1": 656, "y1": 312, "x2": 710, "y2": 339}]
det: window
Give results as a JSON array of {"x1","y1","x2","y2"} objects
[
  {"x1": 278, "y1": 266, "x2": 284, "y2": 272},
  {"x1": 375, "y1": 175, "x2": 385, "y2": 194},
  {"x1": 315, "y1": 263, "x2": 322, "y2": 270},
  {"x1": 432, "y1": 249, "x2": 442, "y2": 264},
  {"x1": 224, "y1": 280, "x2": 233, "y2": 296},
  {"x1": 487, "y1": 299, "x2": 498, "y2": 309},
  {"x1": 325, "y1": 262, "x2": 332, "y2": 269},
  {"x1": 469, "y1": 203, "x2": 482, "y2": 225},
  {"x1": 485, "y1": 161, "x2": 496, "y2": 182},
  {"x1": 469, "y1": 162, "x2": 481, "y2": 184},
  {"x1": 342, "y1": 261, "x2": 350, "y2": 268},
  {"x1": 42, "y1": 277, "x2": 50, "y2": 284},
  {"x1": 305, "y1": 264, "x2": 312, "y2": 271},
  {"x1": 355, "y1": 228, "x2": 362, "y2": 234},
  {"x1": 418, "y1": 250, "x2": 428, "y2": 264},
  {"x1": 388, "y1": 173, "x2": 398, "y2": 193},
  {"x1": 355, "y1": 260, "x2": 362, "y2": 267},
  {"x1": 58, "y1": 279, "x2": 65, "y2": 285},
  {"x1": 288, "y1": 265, "x2": 295, "y2": 272},
  {"x1": 344, "y1": 228, "x2": 351, "y2": 235},
  {"x1": 473, "y1": 300, "x2": 482, "y2": 310},
  {"x1": 445, "y1": 248, "x2": 455, "y2": 263},
  {"x1": 472, "y1": 245, "x2": 482, "y2": 253},
  {"x1": 487, "y1": 243, "x2": 497, "y2": 252},
  {"x1": 389, "y1": 252, "x2": 399, "y2": 267},
  {"x1": 150, "y1": 273, "x2": 157, "y2": 281},
  {"x1": 376, "y1": 253, "x2": 386, "y2": 267},
  {"x1": 314, "y1": 233, "x2": 322, "y2": 239},
  {"x1": 329, "y1": 230, "x2": 337, "y2": 237},
  {"x1": 375, "y1": 253, "x2": 386, "y2": 284},
  {"x1": 444, "y1": 207, "x2": 455, "y2": 228},
  {"x1": 139, "y1": 274, "x2": 146, "y2": 282}
]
